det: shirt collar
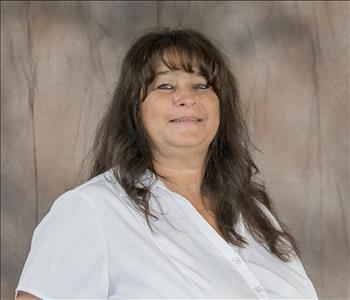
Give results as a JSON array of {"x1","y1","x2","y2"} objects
[
  {"x1": 137, "y1": 169, "x2": 168, "y2": 191},
  {"x1": 104, "y1": 167, "x2": 167, "y2": 191}
]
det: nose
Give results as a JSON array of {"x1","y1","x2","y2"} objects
[{"x1": 173, "y1": 87, "x2": 198, "y2": 107}]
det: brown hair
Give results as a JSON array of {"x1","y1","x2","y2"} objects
[{"x1": 88, "y1": 27, "x2": 299, "y2": 261}]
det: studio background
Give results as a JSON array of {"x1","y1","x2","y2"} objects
[{"x1": 1, "y1": 1, "x2": 349, "y2": 299}]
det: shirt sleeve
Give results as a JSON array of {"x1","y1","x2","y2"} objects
[{"x1": 15, "y1": 190, "x2": 109, "y2": 300}]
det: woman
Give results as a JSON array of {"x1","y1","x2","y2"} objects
[{"x1": 16, "y1": 28, "x2": 318, "y2": 299}]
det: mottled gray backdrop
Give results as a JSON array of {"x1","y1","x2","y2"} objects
[{"x1": 1, "y1": 1, "x2": 349, "y2": 299}]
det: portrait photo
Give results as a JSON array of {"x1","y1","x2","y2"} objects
[{"x1": 1, "y1": 1, "x2": 349, "y2": 299}]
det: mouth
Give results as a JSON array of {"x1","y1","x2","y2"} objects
[{"x1": 169, "y1": 116, "x2": 203, "y2": 123}]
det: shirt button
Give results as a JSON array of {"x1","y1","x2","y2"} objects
[
  {"x1": 254, "y1": 286, "x2": 263, "y2": 293},
  {"x1": 232, "y1": 257, "x2": 240, "y2": 263}
]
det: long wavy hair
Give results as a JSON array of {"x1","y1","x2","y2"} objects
[{"x1": 88, "y1": 27, "x2": 299, "y2": 261}]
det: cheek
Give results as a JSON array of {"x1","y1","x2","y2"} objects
[
  {"x1": 209, "y1": 97, "x2": 220, "y2": 122},
  {"x1": 140, "y1": 99, "x2": 156, "y2": 121},
  {"x1": 140, "y1": 103, "x2": 167, "y2": 135},
  {"x1": 209, "y1": 100, "x2": 220, "y2": 136},
  {"x1": 139, "y1": 105, "x2": 154, "y2": 136}
]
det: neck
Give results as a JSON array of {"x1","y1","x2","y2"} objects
[{"x1": 151, "y1": 147, "x2": 207, "y2": 195}]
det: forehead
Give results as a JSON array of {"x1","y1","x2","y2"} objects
[
  {"x1": 151, "y1": 47, "x2": 203, "y2": 71},
  {"x1": 154, "y1": 61, "x2": 203, "y2": 77}
]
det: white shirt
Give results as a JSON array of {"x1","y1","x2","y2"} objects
[{"x1": 16, "y1": 169, "x2": 318, "y2": 299}]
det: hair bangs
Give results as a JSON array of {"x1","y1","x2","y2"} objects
[{"x1": 155, "y1": 43, "x2": 218, "y2": 84}]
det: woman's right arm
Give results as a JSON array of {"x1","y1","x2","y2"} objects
[{"x1": 16, "y1": 291, "x2": 40, "y2": 300}]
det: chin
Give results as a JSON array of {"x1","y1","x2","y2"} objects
[
  {"x1": 166, "y1": 133, "x2": 214, "y2": 149},
  {"x1": 170, "y1": 138, "x2": 207, "y2": 148}
]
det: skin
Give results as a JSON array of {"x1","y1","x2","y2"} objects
[
  {"x1": 16, "y1": 291, "x2": 40, "y2": 300},
  {"x1": 140, "y1": 62, "x2": 220, "y2": 216}
]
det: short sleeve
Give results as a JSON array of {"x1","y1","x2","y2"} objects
[{"x1": 15, "y1": 190, "x2": 109, "y2": 300}]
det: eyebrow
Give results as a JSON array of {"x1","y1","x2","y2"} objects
[{"x1": 154, "y1": 70, "x2": 203, "y2": 77}]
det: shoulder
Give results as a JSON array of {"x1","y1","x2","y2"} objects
[
  {"x1": 27, "y1": 170, "x2": 125, "y2": 260},
  {"x1": 33, "y1": 169, "x2": 131, "y2": 241},
  {"x1": 52, "y1": 169, "x2": 127, "y2": 212},
  {"x1": 73, "y1": 168, "x2": 123, "y2": 198}
]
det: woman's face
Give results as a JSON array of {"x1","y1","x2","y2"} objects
[{"x1": 139, "y1": 62, "x2": 220, "y2": 157}]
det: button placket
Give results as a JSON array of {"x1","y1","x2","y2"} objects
[
  {"x1": 227, "y1": 254, "x2": 269, "y2": 299},
  {"x1": 253, "y1": 285, "x2": 269, "y2": 300}
]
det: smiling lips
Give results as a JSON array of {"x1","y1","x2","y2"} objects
[{"x1": 169, "y1": 116, "x2": 203, "y2": 123}]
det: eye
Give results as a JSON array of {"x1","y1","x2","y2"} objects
[
  {"x1": 157, "y1": 83, "x2": 174, "y2": 90},
  {"x1": 193, "y1": 83, "x2": 211, "y2": 90}
]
